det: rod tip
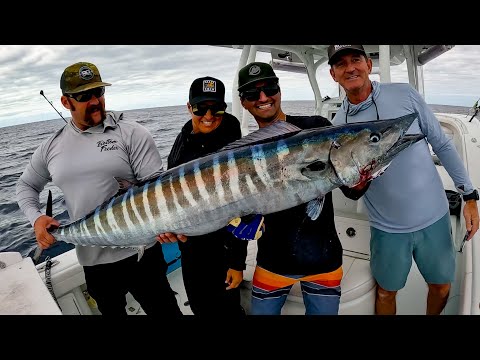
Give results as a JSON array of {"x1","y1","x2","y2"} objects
[{"x1": 40, "y1": 90, "x2": 44, "y2": 95}]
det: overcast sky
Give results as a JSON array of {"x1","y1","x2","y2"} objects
[{"x1": 0, "y1": 45, "x2": 478, "y2": 128}]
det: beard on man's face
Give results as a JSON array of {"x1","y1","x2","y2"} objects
[{"x1": 84, "y1": 104, "x2": 107, "y2": 126}]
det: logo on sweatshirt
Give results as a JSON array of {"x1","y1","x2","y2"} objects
[{"x1": 97, "y1": 139, "x2": 119, "y2": 152}]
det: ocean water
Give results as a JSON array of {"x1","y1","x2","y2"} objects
[{"x1": 0, "y1": 101, "x2": 471, "y2": 262}]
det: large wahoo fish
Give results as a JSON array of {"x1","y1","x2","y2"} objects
[{"x1": 50, "y1": 113, "x2": 423, "y2": 247}]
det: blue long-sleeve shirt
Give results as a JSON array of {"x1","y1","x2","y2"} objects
[{"x1": 332, "y1": 81, "x2": 474, "y2": 233}]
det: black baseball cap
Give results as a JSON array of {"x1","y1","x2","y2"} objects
[
  {"x1": 237, "y1": 62, "x2": 279, "y2": 92},
  {"x1": 189, "y1": 76, "x2": 226, "y2": 107},
  {"x1": 327, "y1": 45, "x2": 367, "y2": 65},
  {"x1": 60, "y1": 62, "x2": 111, "y2": 94}
]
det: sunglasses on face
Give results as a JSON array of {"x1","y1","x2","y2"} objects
[
  {"x1": 191, "y1": 103, "x2": 226, "y2": 117},
  {"x1": 66, "y1": 87, "x2": 105, "y2": 102},
  {"x1": 240, "y1": 83, "x2": 280, "y2": 101}
]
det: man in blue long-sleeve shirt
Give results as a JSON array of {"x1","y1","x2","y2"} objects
[{"x1": 328, "y1": 45, "x2": 479, "y2": 315}]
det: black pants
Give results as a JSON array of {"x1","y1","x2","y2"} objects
[
  {"x1": 83, "y1": 242, "x2": 183, "y2": 316},
  {"x1": 179, "y1": 238, "x2": 245, "y2": 317}
]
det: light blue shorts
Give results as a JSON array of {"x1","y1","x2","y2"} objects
[{"x1": 370, "y1": 211, "x2": 455, "y2": 291}]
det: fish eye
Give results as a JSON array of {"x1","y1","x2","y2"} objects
[{"x1": 370, "y1": 133, "x2": 381, "y2": 143}]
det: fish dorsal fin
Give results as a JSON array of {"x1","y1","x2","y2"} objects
[{"x1": 218, "y1": 120, "x2": 302, "y2": 151}]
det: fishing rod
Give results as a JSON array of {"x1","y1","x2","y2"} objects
[
  {"x1": 39, "y1": 90, "x2": 67, "y2": 123},
  {"x1": 32, "y1": 91, "x2": 65, "y2": 264}
]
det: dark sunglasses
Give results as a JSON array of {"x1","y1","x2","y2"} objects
[
  {"x1": 191, "y1": 103, "x2": 226, "y2": 117},
  {"x1": 240, "y1": 83, "x2": 280, "y2": 101},
  {"x1": 66, "y1": 87, "x2": 105, "y2": 102}
]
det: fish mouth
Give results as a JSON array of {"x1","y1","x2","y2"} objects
[
  {"x1": 385, "y1": 133, "x2": 425, "y2": 158},
  {"x1": 359, "y1": 133, "x2": 424, "y2": 172},
  {"x1": 354, "y1": 133, "x2": 425, "y2": 182}
]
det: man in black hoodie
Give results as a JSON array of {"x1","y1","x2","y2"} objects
[{"x1": 237, "y1": 62, "x2": 362, "y2": 315}]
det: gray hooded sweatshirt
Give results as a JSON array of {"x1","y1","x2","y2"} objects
[{"x1": 16, "y1": 111, "x2": 163, "y2": 266}]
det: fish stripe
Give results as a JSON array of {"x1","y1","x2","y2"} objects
[
  {"x1": 130, "y1": 189, "x2": 147, "y2": 234},
  {"x1": 122, "y1": 189, "x2": 137, "y2": 234},
  {"x1": 169, "y1": 174, "x2": 184, "y2": 214},
  {"x1": 89, "y1": 214, "x2": 101, "y2": 241},
  {"x1": 130, "y1": 186, "x2": 147, "y2": 229},
  {"x1": 193, "y1": 161, "x2": 210, "y2": 202},
  {"x1": 245, "y1": 174, "x2": 258, "y2": 195},
  {"x1": 235, "y1": 153, "x2": 265, "y2": 195},
  {"x1": 276, "y1": 139, "x2": 290, "y2": 162},
  {"x1": 143, "y1": 182, "x2": 157, "y2": 233},
  {"x1": 183, "y1": 164, "x2": 202, "y2": 204},
  {"x1": 162, "y1": 174, "x2": 178, "y2": 218},
  {"x1": 81, "y1": 218, "x2": 91, "y2": 238},
  {"x1": 100, "y1": 201, "x2": 114, "y2": 241},
  {"x1": 227, "y1": 150, "x2": 242, "y2": 202},
  {"x1": 213, "y1": 154, "x2": 227, "y2": 206},
  {"x1": 179, "y1": 166, "x2": 198, "y2": 208},
  {"x1": 154, "y1": 177, "x2": 169, "y2": 224},
  {"x1": 106, "y1": 197, "x2": 123, "y2": 243},
  {"x1": 265, "y1": 142, "x2": 283, "y2": 187},
  {"x1": 251, "y1": 145, "x2": 271, "y2": 188},
  {"x1": 94, "y1": 205, "x2": 108, "y2": 245}
]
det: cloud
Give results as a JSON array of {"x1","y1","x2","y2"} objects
[{"x1": 1, "y1": 45, "x2": 478, "y2": 128}]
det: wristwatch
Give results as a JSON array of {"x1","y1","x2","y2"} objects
[{"x1": 463, "y1": 189, "x2": 479, "y2": 201}]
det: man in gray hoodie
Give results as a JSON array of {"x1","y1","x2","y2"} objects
[{"x1": 16, "y1": 61, "x2": 183, "y2": 316}]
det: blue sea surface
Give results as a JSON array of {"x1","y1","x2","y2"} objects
[{"x1": 0, "y1": 101, "x2": 470, "y2": 265}]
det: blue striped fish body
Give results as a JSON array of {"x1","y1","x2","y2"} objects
[{"x1": 50, "y1": 113, "x2": 423, "y2": 247}]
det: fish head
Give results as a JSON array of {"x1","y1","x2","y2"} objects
[{"x1": 329, "y1": 113, "x2": 424, "y2": 187}]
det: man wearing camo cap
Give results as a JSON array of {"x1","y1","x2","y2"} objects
[{"x1": 16, "y1": 61, "x2": 183, "y2": 316}]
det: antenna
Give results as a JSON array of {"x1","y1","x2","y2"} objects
[
  {"x1": 469, "y1": 98, "x2": 479, "y2": 123},
  {"x1": 40, "y1": 90, "x2": 67, "y2": 123}
]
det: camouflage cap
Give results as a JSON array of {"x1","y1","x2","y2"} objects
[
  {"x1": 237, "y1": 62, "x2": 279, "y2": 92},
  {"x1": 60, "y1": 62, "x2": 111, "y2": 94}
]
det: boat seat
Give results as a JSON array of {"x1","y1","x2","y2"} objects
[{"x1": 241, "y1": 215, "x2": 375, "y2": 312}]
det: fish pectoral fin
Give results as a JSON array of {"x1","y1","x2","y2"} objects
[{"x1": 305, "y1": 196, "x2": 325, "y2": 221}]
